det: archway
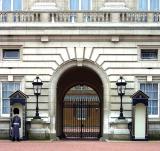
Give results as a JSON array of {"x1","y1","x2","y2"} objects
[{"x1": 56, "y1": 66, "x2": 103, "y2": 139}]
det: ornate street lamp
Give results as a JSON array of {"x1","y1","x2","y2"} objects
[
  {"x1": 116, "y1": 76, "x2": 127, "y2": 120},
  {"x1": 32, "y1": 75, "x2": 43, "y2": 119}
]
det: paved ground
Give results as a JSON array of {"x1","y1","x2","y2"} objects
[{"x1": 0, "y1": 140, "x2": 160, "y2": 151}]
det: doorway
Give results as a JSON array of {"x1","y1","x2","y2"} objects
[{"x1": 56, "y1": 66, "x2": 103, "y2": 140}]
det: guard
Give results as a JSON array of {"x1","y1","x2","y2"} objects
[{"x1": 11, "y1": 108, "x2": 21, "y2": 141}]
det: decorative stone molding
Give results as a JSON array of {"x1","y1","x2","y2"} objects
[
  {"x1": 100, "y1": 2, "x2": 129, "y2": 11},
  {"x1": 31, "y1": 2, "x2": 59, "y2": 11}
]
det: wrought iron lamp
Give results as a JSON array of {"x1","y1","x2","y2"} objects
[
  {"x1": 116, "y1": 76, "x2": 127, "y2": 119},
  {"x1": 32, "y1": 75, "x2": 43, "y2": 119}
]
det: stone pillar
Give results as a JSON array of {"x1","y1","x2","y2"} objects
[
  {"x1": 111, "y1": 13, "x2": 120, "y2": 23},
  {"x1": 147, "y1": 12, "x2": 153, "y2": 23},
  {"x1": 77, "y1": 13, "x2": 83, "y2": 23},
  {"x1": 7, "y1": 13, "x2": 13, "y2": 22},
  {"x1": 41, "y1": 12, "x2": 49, "y2": 22}
]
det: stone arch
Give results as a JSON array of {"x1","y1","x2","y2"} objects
[{"x1": 49, "y1": 59, "x2": 109, "y2": 140}]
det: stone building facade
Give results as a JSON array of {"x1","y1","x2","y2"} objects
[{"x1": 0, "y1": 0, "x2": 160, "y2": 140}]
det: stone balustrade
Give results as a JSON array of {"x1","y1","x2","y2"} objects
[{"x1": 0, "y1": 11, "x2": 159, "y2": 23}]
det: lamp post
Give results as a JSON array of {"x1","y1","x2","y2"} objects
[
  {"x1": 32, "y1": 75, "x2": 43, "y2": 119},
  {"x1": 116, "y1": 76, "x2": 127, "y2": 120}
]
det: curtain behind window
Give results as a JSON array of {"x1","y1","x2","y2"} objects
[
  {"x1": 2, "y1": 0, "x2": 11, "y2": 11},
  {"x1": 139, "y1": 0, "x2": 148, "y2": 11},
  {"x1": 150, "y1": 0, "x2": 159, "y2": 10},
  {"x1": 81, "y1": 0, "x2": 91, "y2": 10},
  {"x1": 13, "y1": 0, "x2": 22, "y2": 11},
  {"x1": 140, "y1": 83, "x2": 158, "y2": 115},
  {"x1": 2, "y1": 82, "x2": 20, "y2": 114},
  {"x1": 70, "y1": 0, "x2": 79, "y2": 10}
]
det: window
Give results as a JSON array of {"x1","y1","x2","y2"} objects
[
  {"x1": 138, "y1": 0, "x2": 160, "y2": 11},
  {"x1": 2, "y1": 82, "x2": 20, "y2": 115},
  {"x1": 1, "y1": 0, "x2": 22, "y2": 11},
  {"x1": 3, "y1": 49, "x2": 20, "y2": 60},
  {"x1": 70, "y1": 0, "x2": 91, "y2": 10},
  {"x1": 140, "y1": 83, "x2": 158, "y2": 117},
  {"x1": 141, "y1": 49, "x2": 158, "y2": 60}
]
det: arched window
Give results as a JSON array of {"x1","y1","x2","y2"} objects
[
  {"x1": 70, "y1": 0, "x2": 91, "y2": 11},
  {"x1": 138, "y1": 0, "x2": 159, "y2": 11},
  {"x1": 2, "y1": 0, "x2": 22, "y2": 11}
]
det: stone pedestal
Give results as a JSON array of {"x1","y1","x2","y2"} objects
[
  {"x1": 28, "y1": 118, "x2": 50, "y2": 140},
  {"x1": 109, "y1": 119, "x2": 130, "y2": 140}
]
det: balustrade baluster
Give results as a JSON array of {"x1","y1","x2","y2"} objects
[
  {"x1": 24, "y1": 13, "x2": 26, "y2": 22},
  {"x1": 91, "y1": 13, "x2": 94, "y2": 22},
  {"x1": 124, "y1": 13, "x2": 126, "y2": 22},
  {"x1": 55, "y1": 13, "x2": 59, "y2": 22},
  {"x1": 104, "y1": 13, "x2": 107, "y2": 22},
  {"x1": 153, "y1": 13, "x2": 157, "y2": 22},
  {"x1": 101, "y1": 13, "x2": 104, "y2": 22},
  {"x1": 99, "y1": 13, "x2": 103, "y2": 22},
  {"x1": 158, "y1": 13, "x2": 160, "y2": 22},
  {"x1": 119, "y1": 13, "x2": 122, "y2": 22},
  {"x1": 51, "y1": 13, "x2": 55, "y2": 22},
  {"x1": 129, "y1": 13, "x2": 132, "y2": 22},
  {"x1": 14, "y1": 13, "x2": 18, "y2": 22},
  {"x1": 63, "y1": 13, "x2": 67, "y2": 22},
  {"x1": 97, "y1": 13, "x2": 100, "y2": 22},
  {"x1": 0, "y1": 13, "x2": 2, "y2": 22}
]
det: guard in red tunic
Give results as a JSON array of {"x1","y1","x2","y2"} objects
[{"x1": 11, "y1": 108, "x2": 21, "y2": 141}]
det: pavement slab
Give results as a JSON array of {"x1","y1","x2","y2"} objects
[{"x1": 0, "y1": 140, "x2": 160, "y2": 151}]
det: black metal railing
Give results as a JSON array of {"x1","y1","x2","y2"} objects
[{"x1": 63, "y1": 95, "x2": 101, "y2": 139}]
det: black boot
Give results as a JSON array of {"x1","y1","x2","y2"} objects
[{"x1": 12, "y1": 137, "x2": 15, "y2": 141}]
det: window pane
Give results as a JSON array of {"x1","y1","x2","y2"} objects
[
  {"x1": 2, "y1": 0, "x2": 11, "y2": 11},
  {"x1": 140, "y1": 84, "x2": 145, "y2": 91},
  {"x1": 139, "y1": 0, "x2": 148, "y2": 11},
  {"x1": 81, "y1": 0, "x2": 91, "y2": 10},
  {"x1": 70, "y1": 0, "x2": 79, "y2": 10},
  {"x1": 140, "y1": 83, "x2": 158, "y2": 115},
  {"x1": 150, "y1": 0, "x2": 159, "y2": 11},
  {"x1": 141, "y1": 49, "x2": 158, "y2": 59},
  {"x1": 2, "y1": 99, "x2": 10, "y2": 114},
  {"x1": 2, "y1": 82, "x2": 20, "y2": 114},
  {"x1": 3, "y1": 49, "x2": 20, "y2": 59},
  {"x1": 13, "y1": 0, "x2": 22, "y2": 11}
]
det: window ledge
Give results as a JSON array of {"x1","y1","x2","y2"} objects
[
  {"x1": 148, "y1": 119, "x2": 160, "y2": 124},
  {"x1": 0, "y1": 117, "x2": 10, "y2": 122},
  {"x1": 140, "y1": 59, "x2": 158, "y2": 61},
  {"x1": 3, "y1": 59, "x2": 20, "y2": 61}
]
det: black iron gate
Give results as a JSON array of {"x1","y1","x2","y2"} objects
[{"x1": 63, "y1": 95, "x2": 101, "y2": 139}]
